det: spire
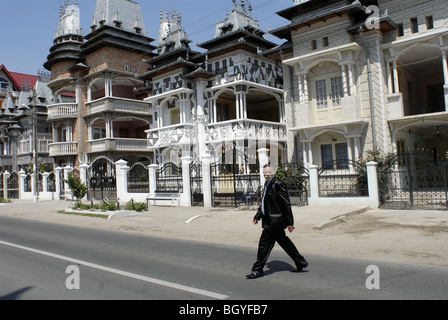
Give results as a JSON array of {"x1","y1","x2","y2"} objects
[
  {"x1": 91, "y1": 0, "x2": 148, "y2": 36},
  {"x1": 55, "y1": 0, "x2": 83, "y2": 39},
  {"x1": 158, "y1": 9, "x2": 191, "y2": 55}
]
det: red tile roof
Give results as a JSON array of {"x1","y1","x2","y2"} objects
[{"x1": 0, "y1": 64, "x2": 39, "y2": 91}]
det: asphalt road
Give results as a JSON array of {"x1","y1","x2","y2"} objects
[{"x1": 1, "y1": 215, "x2": 447, "y2": 302}]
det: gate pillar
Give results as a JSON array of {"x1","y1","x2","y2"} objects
[
  {"x1": 148, "y1": 164, "x2": 159, "y2": 196},
  {"x1": 181, "y1": 156, "x2": 192, "y2": 207},
  {"x1": 3, "y1": 171, "x2": 10, "y2": 200},
  {"x1": 366, "y1": 161, "x2": 380, "y2": 209},
  {"x1": 201, "y1": 154, "x2": 213, "y2": 208},
  {"x1": 115, "y1": 159, "x2": 130, "y2": 201},
  {"x1": 54, "y1": 167, "x2": 62, "y2": 200}
]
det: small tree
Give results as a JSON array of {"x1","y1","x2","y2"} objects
[
  {"x1": 355, "y1": 150, "x2": 397, "y2": 203},
  {"x1": 64, "y1": 172, "x2": 88, "y2": 204}
]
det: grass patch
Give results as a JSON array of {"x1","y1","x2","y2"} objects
[{"x1": 57, "y1": 210, "x2": 109, "y2": 219}]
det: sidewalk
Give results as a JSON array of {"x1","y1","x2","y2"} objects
[{"x1": 1, "y1": 200, "x2": 448, "y2": 267}]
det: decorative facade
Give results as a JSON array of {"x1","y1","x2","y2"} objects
[
  {"x1": 272, "y1": 0, "x2": 448, "y2": 167},
  {"x1": 143, "y1": 1, "x2": 287, "y2": 173},
  {"x1": 44, "y1": 0, "x2": 156, "y2": 168}
]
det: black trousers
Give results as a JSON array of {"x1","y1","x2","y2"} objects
[{"x1": 252, "y1": 228, "x2": 307, "y2": 273}]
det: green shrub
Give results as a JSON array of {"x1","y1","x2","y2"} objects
[
  {"x1": 100, "y1": 200, "x2": 117, "y2": 211},
  {"x1": 125, "y1": 201, "x2": 147, "y2": 212},
  {"x1": 64, "y1": 172, "x2": 87, "y2": 203}
]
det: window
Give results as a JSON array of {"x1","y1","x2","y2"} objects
[
  {"x1": 411, "y1": 18, "x2": 419, "y2": 33},
  {"x1": 323, "y1": 37, "x2": 329, "y2": 47},
  {"x1": 335, "y1": 143, "x2": 349, "y2": 169},
  {"x1": 321, "y1": 143, "x2": 349, "y2": 169},
  {"x1": 321, "y1": 144, "x2": 333, "y2": 168},
  {"x1": 0, "y1": 77, "x2": 9, "y2": 91},
  {"x1": 426, "y1": 16, "x2": 434, "y2": 30},
  {"x1": 330, "y1": 76, "x2": 343, "y2": 106},
  {"x1": 315, "y1": 79, "x2": 328, "y2": 109},
  {"x1": 397, "y1": 23, "x2": 404, "y2": 37},
  {"x1": 311, "y1": 40, "x2": 317, "y2": 50}
]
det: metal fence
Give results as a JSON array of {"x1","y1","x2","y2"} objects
[
  {"x1": 127, "y1": 163, "x2": 149, "y2": 193},
  {"x1": 156, "y1": 163, "x2": 183, "y2": 193},
  {"x1": 318, "y1": 160, "x2": 368, "y2": 197}
]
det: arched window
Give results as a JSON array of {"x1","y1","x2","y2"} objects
[{"x1": 0, "y1": 77, "x2": 10, "y2": 91}]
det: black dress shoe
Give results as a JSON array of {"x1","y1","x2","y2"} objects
[
  {"x1": 296, "y1": 261, "x2": 309, "y2": 272},
  {"x1": 246, "y1": 271, "x2": 264, "y2": 279}
]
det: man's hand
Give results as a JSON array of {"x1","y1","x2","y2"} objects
[
  {"x1": 287, "y1": 226, "x2": 295, "y2": 233},
  {"x1": 253, "y1": 219, "x2": 259, "y2": 225}
]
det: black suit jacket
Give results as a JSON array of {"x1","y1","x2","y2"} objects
[{"x1": 254, "y1": 177, "x2": 294, "y2": 230}]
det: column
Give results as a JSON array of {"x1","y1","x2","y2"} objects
[
  {"x1": 298, "y1": 74, "x2": 304, "y2": 103},
  {"x1": 386, "y1": 61, "x2": 393, "y2": 94},
  {"x1": 342, "y1": 64, "x2": 348, "y2": 97},
  {"x1": 392, "y1": 60, "x2": 399, "y2": 93},
  {"x1": 242, "y1": 93, "x2": 247, "y2": 119},
  {"x1": 348, "y1": 63, "x2": 355, "y2": 96},
  {"x1": 303, "y1": 75, "x2": 309, "y2": 103},
  {"x1": 442, "y1": 50, "x2": 448, "y2": 86},
  {"x1": 235, "y1": 93, "x2": 240, "y2": 119},
  {"x1": 307, "y1": 142, "x2": 313, "y2": 166},
  {"x1": 42, "y1": 172, "x2": 49, "y2": 194},
  {"x1": 302, "y1": 142, "x2": 308, "y2": 168},
  {"x1": 201, "y1": 154, "x2": 213, "y2": 208},
  {"x1": 354, "y1": 136, "x2": 361, "y2": 161}
]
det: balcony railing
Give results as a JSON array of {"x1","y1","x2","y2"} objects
[
  {"x1": 206, "y1": 119, "x2": 287, "y2": 142},
  {"x1": 146, "y1": 124, "x2": 195, "y2": 149},
  {"x1": 87, "y1": 138, "x2": 149, "y2": 153},
  {"x1": 47, "y1": 103, "x2": 78, "y2": 120},
  {"x1": 86, "y1": 97, "x2": 152, "y2": 117},
  {"x1": 49, "y1": 141, "x2": 78, "y2": 157}
]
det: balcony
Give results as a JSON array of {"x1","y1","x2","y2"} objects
[
  {"x1": 146, "y1": 124, "x2": 195, "y2": 149},
  {"x1": 87, "y1": 138, "x2": 149, "y2": 153},
  {"x1": 206, "y1": 120, "x2": 287, "y2": 143},
  {"x1": 86, "y1": 97, "x2": 152, "y2": 117},
  {"x1": 47, "y1": 103, "x2": 78, "y2": 121},
  {"x1": 49, "y1": 141, "x2": 78, "y2": 157}
]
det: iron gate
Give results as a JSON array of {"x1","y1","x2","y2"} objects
[
  {"x1": 318, "y1": 159, "x2": 368, "y2": 197},
  {"x1": 381, "y1": 152, "x2": 448, "y2": 210},
  {"x1": 87, "y1": 158, "x2": 117, "y2": 200},
  {"x1": 279, "y1": 161, "x2": 310, "y2": 206},
  {"x1": 7, "y1": 172, "x2": 19, "y2": 199},
  {"x1": 190, "y1": 162, "x2": 203, "y2": 206},
  {"x1": 156, "y1": 163, "x2": 183, "y2": 193},
  {"x1": 127, "y1": 163, "x2": 149, "y2": 193},
  {"x1": 211, "y1": 164, "x2": 261, "y2": 207}
]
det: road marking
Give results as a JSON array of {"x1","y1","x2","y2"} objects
[
  {"x1": 185, "y1": 215, "x2": 201, "y2": 224},
  {"x1": 0, "y1": 240, "x2": 228, "y2": 300}
]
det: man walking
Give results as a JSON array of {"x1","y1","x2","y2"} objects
[{"x1": 246, "y1": 164, "x2": 308, "y2": 279}]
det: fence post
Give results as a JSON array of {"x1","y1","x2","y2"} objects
[
  {"x1": 148, "y1": 164, "x2": 158, "y2": 197},
  {"x1": 115, "y1": 159, "x2": 130, "y2": 203},
  {"x1": 54, "y1": 167, "x2": 62, "y2": 200},
  {"x1": 181, "y1": 156, "x2": 192, "y2": 207},
  {"x1": 64, "y1": 166, "x2": 73, "y2": 200},
  {"x1": 79, "y1": 163, "x2": 89, "y2": 186},
  {"x1": 18, "y1": 169, "x2": 26, "y2": 200},
  {"x1": 308, "y1": 165, "x2": 319, "y2": 205},
  {"x1": 42, "y1": 172, "x2": 49, "y2": 193},
  {"x1": 366, "y1": 161, "x2": 380, "y2": 209},
  {"x1": 201, "y1": 154, "x2": 213, "y2": 208},
  {"x1": 3, "y1": 171, "x2": 10, "y2": 200}
]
